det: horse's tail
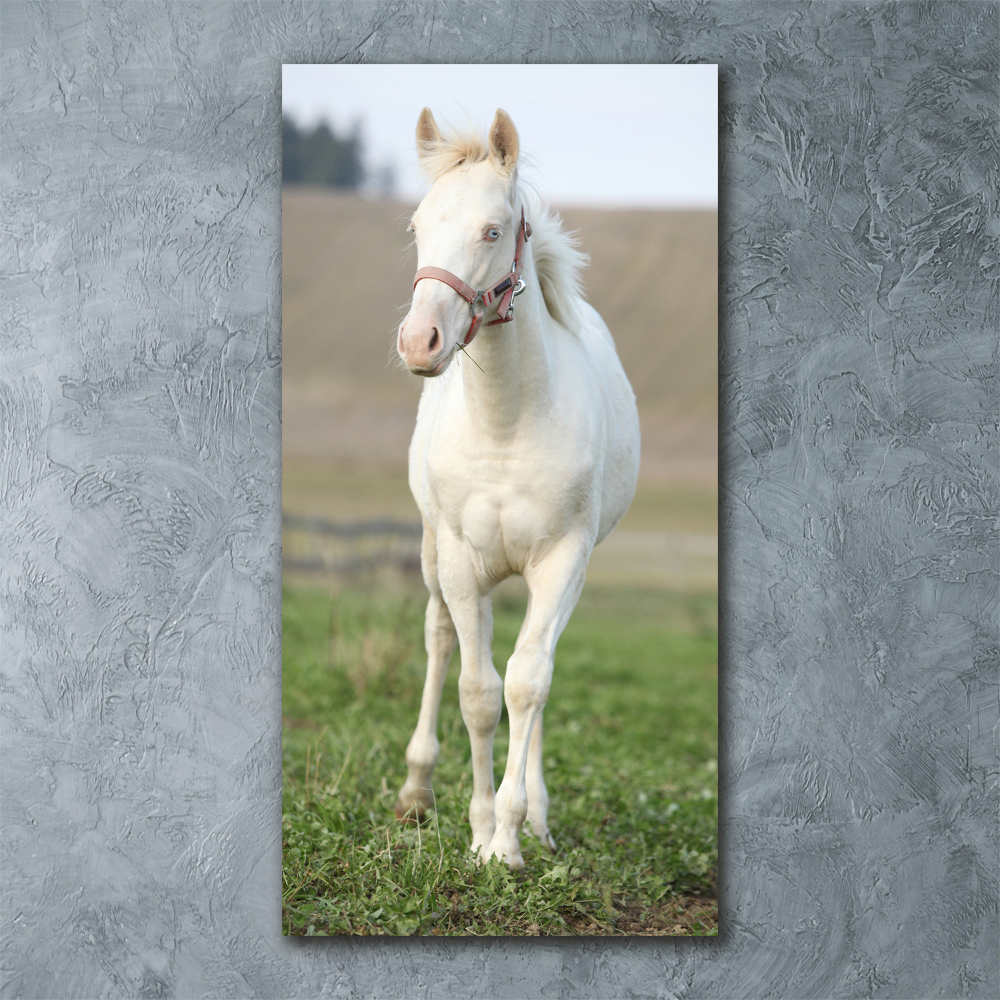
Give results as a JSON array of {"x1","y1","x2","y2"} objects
[{"x1": 520, "y1": 186, "x2": 588, "y2": 333}]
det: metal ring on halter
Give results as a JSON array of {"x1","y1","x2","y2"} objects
[{"x1": 512, "y1": 278, "x2": 526, "y2": 298}]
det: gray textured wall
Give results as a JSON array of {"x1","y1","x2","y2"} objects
[{"x1": 2, "y1": 2, "x2": 996, "y2": 998}]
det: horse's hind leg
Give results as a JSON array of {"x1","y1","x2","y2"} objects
[
  {"x1": 525, "y1": 714, "x2": 557, "y2": 852},
  {"x1": 395, "y1": 523, "x2": 457, "y2": 822},
  {"x1": 511, "y1": 595, "x2": 556, "y2": 852}
]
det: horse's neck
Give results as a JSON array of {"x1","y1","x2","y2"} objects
[{"x1": 459, "y1": 281, "x2": 550, "y2": 438}]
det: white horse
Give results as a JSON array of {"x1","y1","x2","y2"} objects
[{"x1": 395, "y1": 108, "x2": 640, "y2": 870}]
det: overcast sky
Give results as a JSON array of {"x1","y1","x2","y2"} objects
[{"x1": 281, "y1": 64, "x2": 717, "y2": 208}]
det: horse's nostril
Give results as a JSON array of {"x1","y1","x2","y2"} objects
[{"x1": 429, "y1": 328, "x2": 440, "y2": 352}]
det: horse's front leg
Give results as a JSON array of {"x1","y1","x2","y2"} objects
[
  {"x1": 395, "y1": 593, "x2": 456, "y2": 822},
  {"x1": 396, "y1": 521, "x2": 457, "y2": 822},
  {"x1": 435, "y1": 532, "x2": 504, "y2": 856},
  {"x1": 486, "y1": 534, "x2": 590, "y2": 869}
]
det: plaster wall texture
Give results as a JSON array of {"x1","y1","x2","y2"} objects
[{"x1": 1, "y1": 2, "x2": 996, "y2": 998}]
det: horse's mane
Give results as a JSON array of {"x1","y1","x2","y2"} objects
[
  {"x1": 418, "y1": 124, "x2": 589, "y2": 332},
  {"x1": 517, "y1": 185, "x2": 587, "y2": 333}
]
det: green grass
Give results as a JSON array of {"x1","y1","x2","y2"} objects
[{"x1": 282, "y1": 579, "x2": 718, "y2": 936}]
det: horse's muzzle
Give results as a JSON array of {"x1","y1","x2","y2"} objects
[{"x1": 398, "y1": 316, "x2": 453, "y2": 376}]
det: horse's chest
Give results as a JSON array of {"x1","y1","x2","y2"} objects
[
  {"x1": 462, "y1": 490, "x2": 549, "y2": 565},
  {"x1": 425, "y1": 450, "x2": 588, "y2": 572}
]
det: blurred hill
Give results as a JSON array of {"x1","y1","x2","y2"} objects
[{"x1": 282, "y1": 188, "x2": 717, "y2": 487}]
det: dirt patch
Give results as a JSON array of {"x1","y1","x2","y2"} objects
[
  {"x1": 421, "y1": 889, "x2": 719, "y2": 938},
  {"x1": 576, "y1": 894, "x2": 718, "y2": 936}
]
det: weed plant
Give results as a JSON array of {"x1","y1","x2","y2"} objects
[{"x1": 282, "y1": 578, "x2": 718, "y2": 935}]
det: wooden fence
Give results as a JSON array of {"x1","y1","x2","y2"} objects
[{"x1": 281, "y1": 512, "x2": 423, "y2": 577}]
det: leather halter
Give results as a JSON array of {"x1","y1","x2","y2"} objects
[{"x1": 412, "y1": 208, "x2": 532, "y2": 347}]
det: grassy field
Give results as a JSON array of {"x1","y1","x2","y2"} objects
[
  {"x1": 282, "y1": 577, "x2": 718, "y2": 936},
  {"x1": 280, "y1": 189, "x2": 719, "y2": 936}
]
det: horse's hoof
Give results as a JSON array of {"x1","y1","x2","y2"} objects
[
  {"x1": 495, "y1": 850, "x2": 525, "y2": 871},
  {"x1": 394, "y1": 800, "x2": 428, "y2": 824},
  {"x1": 483, "y1": 835, "x2": 525, "y2": 871},
  {"x1": 529, "y1": 823, "x2": 557, "y2": 853},
  {"x1": 396, "y1": 795, "x2": 434, "y2": 824},
  {"x1": 395, "y1": 782, "x2": 435, "y2": 823}
]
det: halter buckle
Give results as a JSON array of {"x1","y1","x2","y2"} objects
[{"x1": 503, "y1": 280, "x2": 527, "y2": 320}]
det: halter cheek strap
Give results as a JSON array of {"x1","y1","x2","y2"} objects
[{"x1": 412, "y1": 208, "x2": 532, "y2": 347}]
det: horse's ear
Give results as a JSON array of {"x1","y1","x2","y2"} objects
[
  {"x1": 416, "y1": 107, "x2": 441, "y2": 158},
  {"x1": 488, "y1": 109, "x2": 519, "y2": 172}
]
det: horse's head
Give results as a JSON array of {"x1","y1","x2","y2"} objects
[{"x1": 398, "y1": 107, "x2": 522, "y2": 376}]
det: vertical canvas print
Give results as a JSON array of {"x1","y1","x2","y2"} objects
[{"x1": 281, "y1": 64, "x2": 718, "y2": 936}]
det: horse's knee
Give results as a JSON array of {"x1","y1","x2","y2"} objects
[
  {"x1": 504, "y1": 649, "x2": 551, "y2": 716},
  {"x1": 458, "y1": 669, "x2": 503, "y2": 734}
]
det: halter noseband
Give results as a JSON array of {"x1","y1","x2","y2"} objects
[{"x1": 412, "y1": 208, "x2": 532, "y2": 348}]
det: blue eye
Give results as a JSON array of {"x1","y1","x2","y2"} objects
[{"x1": 486, "y1": 227, "x2": 500, "y2": 241}]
